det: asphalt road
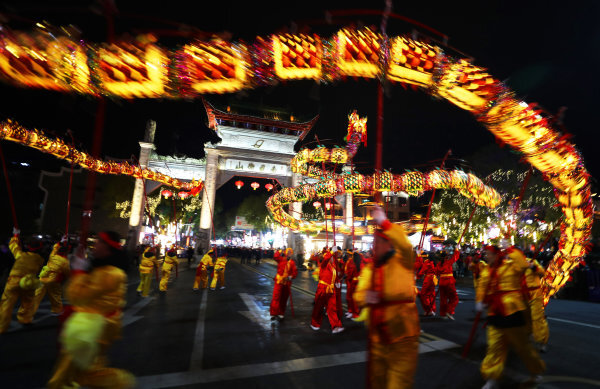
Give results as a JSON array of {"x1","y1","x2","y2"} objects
[{"x1": 1, "y1": 256, "x2": 599, "y2": 388}]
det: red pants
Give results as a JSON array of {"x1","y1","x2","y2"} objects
[
  {"x1": 346, "y1": 281, "x2": 359, "y2": 317},
  {"x1": 269, "y1": 283, "x2": 290, "y2": 316},
  {"x1": 311, "y1": 285, "x2": 342, "y2": 329},
  {"x1": 419, "y1": 276, "x2": 437, "y2": 314},
  {"x1": 438, "y1": 277, "x2": 458, "y2": 316},
  {"x1": 335, "y1": 286, "x2": 343, "y2": 321}
]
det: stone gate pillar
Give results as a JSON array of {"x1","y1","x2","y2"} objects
[
  {"x1": 343, "y1": 192, "x2": 354, "y2": 250},
  {"x1": 127, "y1": 120, "x2": 156, "y2": 252},
  {"x1": 287, "y1": 172, "x2": 304, "y2": 266},
  {"x1": 199, "y1": 147, "x2": 219, "y2": 251}
]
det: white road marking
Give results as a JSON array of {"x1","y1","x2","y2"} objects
[
  {"x1": 122, "y1": 297, "x2": 155, "y2": 327},
  {"x1": 548, "y1": 316, "x2": 600, "y2": 330},
  {"x1": 238, "y1": 292, "x2": 272, "y2": 331},
  {"x1": 189, "y1": 289, "x2": 208, "y2": 370},
  {"x1": 137, "y1": 340, "x2": 458, "y2": 388}
]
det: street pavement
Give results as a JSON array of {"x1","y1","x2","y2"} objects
[{"x1": 0, "y1": 256, "x2": 599, "y2": 388}]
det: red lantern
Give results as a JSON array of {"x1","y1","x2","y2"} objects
[
  {"x1": 325, "y1": 201, "x2": 333, "y2": 210},
  {"x1": 235, "y1": 180, "x2": 244, "y2": 189},
  {"x1": 178, "y1": 191, "x2": 190, "y2": 199},
  {"x1": 265, "y1": 183, "x2": 274, "y2": 191},
  {"x1": 161, "y1": 189, "x2": 173, "y2": 199},
  {"x1": 251, "y1": 182, "x2": 260, "y2": 190},
  {"x1": 313, "y1": 201, "x2": 321, "y2": 208}
]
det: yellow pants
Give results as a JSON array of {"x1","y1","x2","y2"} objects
[
  {"x1": 20, "y1": 282, "x2": 64, "y2": 322},
  {"x1": 210, "y1": 270, "x2": 225, "y2": 289},
  {"x1": 47, "y1": 319, "x2": 135, "y2": 389},
  {"x1": 370, "y1": 335, "x2": 419, "y2": 389},
  {"x1": 193, "y1": 270, "x2": 210, "y2": 289},
  {"x1": 0, "y1": 276, "x2": 35, "y2": 333},
  {"x1": 159, "y1": 270, "x2": 172, "y2": 292},
  {"x1": 481, "y1": 324, "x2": 545, "y2": 380},
  {"x1": 136, "y1": 273, "x2": 153, "y2": 297},
  {"x1": 528, "y1": 296, "x2": 549, "y2": 345}
]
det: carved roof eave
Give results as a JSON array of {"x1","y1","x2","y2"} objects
[{"x1": 202, "y1": 98, "x2": 318, "y2": 141}]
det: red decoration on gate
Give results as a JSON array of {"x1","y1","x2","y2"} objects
[
  {"x1": 235, "y1": 180, "x2": 244, "y2": 189},
  {"x1": 251, "y1": 182, "x2": 260, "y2": 190}
]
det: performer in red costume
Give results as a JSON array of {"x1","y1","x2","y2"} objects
[
  {"x1": 417, "y1": 253, "x2": 437, "y2": 316},
  {"x1": 344, "y1": 249, "x2": 360, "y2": 319},
  {"x1": 269, "y1": 248, "x2": 298, "y2": 320},
  {"x1": 333, "y1": 249, "x2": 345, "y2": 322},
  {"x1": 436, "y1": 249, "x2": 459, "y2": 320},
  {"x1": 310, "y1": 250, "x2": 344, "y2": 333}
]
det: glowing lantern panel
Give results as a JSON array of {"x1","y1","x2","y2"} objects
[{"x1": 313, "y1": 201, "x2": 321, "y2": 208}]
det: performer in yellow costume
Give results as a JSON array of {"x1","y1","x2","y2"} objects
[
  {"x1": 0, "y1": 230, "x2": 44, "y2": 333},
  {"x1": 524, "y1": 257, "x2": 549, "y2": 352},
  {"x1": 210, "y1": 253, "x2": 228, "y2": 290},
  {"x1": 159, "y1": 247, "x2": 179, "y2": 292},
  {"x1": 193, "y1": 249, "x2": 215, "y2": 290},
  {"x1": 137, "y1": 246, "x2": 159, "y2": 297},
  {"x1": 47, "y1": 231, "x2": 135, "y2": 389},
  {"x1": 354, "y1": 206, "x2": 419, "y2": 389},
  {"x1": 476, "y1": 246, "x2": 545, "y2": 389},
  {"x1": 24, "y1": 240, "x2": 71, "y2": 320}
]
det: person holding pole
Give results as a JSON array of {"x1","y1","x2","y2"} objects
[
  {"x1": 436, "y1": 249, "x2": 459, "y2": 320},
  {"x1": 210, "y1": 252, "x2": 228, "y2": 290},
  {"x1": 47, "y1": 231, "x2": 135, "y2": 389},
  {"x1": 524, "y1": 256, "x2": 549, "y2": 352},
  {"x1": 269, "y1": 248, "x2": 297, "y2": 321},
  {"x1": 24, "y1": 239, "x2": 71, "y2": 320},
  {"x1": 344, "y1": 249, "x2": 360, "y2": 319},
  {"x1": 193, "y1": 248, "x2": 215, "y2": 290},
  {"x1": 476, "y1": 246, "x2": 545, "y2": 389},
  {"x1": 159, "y1": 246, "x2": 179, "y2": 292},
  {"x1": 417, "y1": 253, "x2": 437, "y2": 316},
  {"x1": 137, "y1": 246, "x2": 159, "y2": 297},
  {"x1": 354, "y1": 206, "x2": 419, "y2": 389},
  {"x1": 0, "y1": 229, "x2": 45, "y2": 333}
]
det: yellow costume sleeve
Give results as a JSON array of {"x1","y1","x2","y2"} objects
[
  {"x1": 476, "y1": 266, "x2": 490, "y2": 303},
  {"x1": 66, "y1": 268, "x2": 122, "y2": 307},
  {"x1": 354, "y1": 264, "x2": 373, "y2": 308},
  {"x1": 382, "y1": 223, "x2": 415, "y2": 269},
  {"x1": 9, "y1": 236, "x2": 23, "y2": 260}
]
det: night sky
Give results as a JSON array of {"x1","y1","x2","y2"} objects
[{"x1": 0, "y1": 0, "x2": 598, "y2": 233}]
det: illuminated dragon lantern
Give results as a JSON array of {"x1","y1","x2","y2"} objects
[
  {"x1": 0, "y1": 24, "x2": 592, "y2": 302},
  {"x1": 266, "y1": 111, "x2": 502, "y2": 237}
]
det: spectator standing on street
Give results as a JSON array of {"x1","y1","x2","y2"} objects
[{"x1": 354, "y1": 206, "x2": 419, "y2": 389}]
